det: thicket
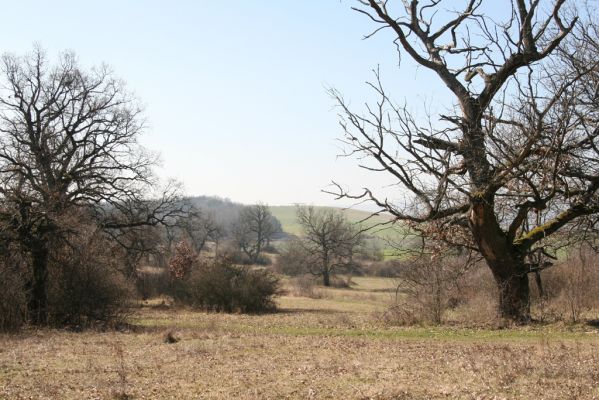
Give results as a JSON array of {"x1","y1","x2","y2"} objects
[
  {"x1": 383, "y1": 248, "x2": 599, "y2": 326},
  {"x1": 0, "y1": 256, "x2": 28, "y2": 332},
  {"x1": 0, "y1": 229, "x2": 134, "y2": 332},
  {"x1": 47, "y1": 230, "x2": 133, "y2": 328},
  {"x1": 168, "y1": 242, "x2": 280, "y2": 313}
]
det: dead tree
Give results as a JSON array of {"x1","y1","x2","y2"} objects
[{"x1": 330, "y1": 1, "x2": 598, "y2": 322}]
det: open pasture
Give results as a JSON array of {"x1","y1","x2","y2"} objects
[{"x1": 1, "y1": 277, "x2": 599, "y2": 399}]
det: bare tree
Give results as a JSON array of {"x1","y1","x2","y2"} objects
[
  {"x1": 232, "y1": 203, "x2": 279, "y2": 264},
  {"x1": 0, "y1": 48, "x2": 181, "y2": 324},
  {"x1": 176, "y1": 206, "x2": 224, "y2": 254},
  {"x1": 110, "y1": 223, "x2": 165, "y2": 278},
  {"x1": 296, "y1": 206, "x2": 363, "y2": 286},
  {"x1": 330, "y1": 1, "x2": 598, "y2": 321}
]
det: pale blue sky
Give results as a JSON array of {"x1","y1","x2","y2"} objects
[{"x1": 0, "y1": 1, "x2": 479, "y2": 206}]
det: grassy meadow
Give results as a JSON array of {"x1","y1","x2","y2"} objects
[{"x1": 2, "y1": 276, "x2": 599, "y2": 399}]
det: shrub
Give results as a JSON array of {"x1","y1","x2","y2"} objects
[
  {"x1": 135, "y1": 266, "x2": 170, "y2": 300},
  {"x1": 329, "y1": 275, "x2": 354, "y2": 288},
  {"x1": 383, "y1": 246, "x2": 599, "y2": 326},
  {"x1": 288, "y1": 275, "x2": 322, "y2": 298},
  {"x1": 171, "y1": 258, "x2": 280, "y2": 313},
  {"x1": 274, "y1": 239, "x2": 311, "y2": 276},
  {"x1": 262, "y1": 244, "x2": 279, "y2": 254},
  {"x1": 531, "y1": 247, "x2": 599, "y2": 322},
  {"x1": 219, "y1": 243, "x2": 272, "y2": 266},
  {"x1": 0, "y1": 260, "x2": 28, "y2": 332},
  {"x1": 251, "y1": 254, "x2": 272, "y2": 266},
  {"x1": 357, "y1": 239, "x2": 385, "y2": 262},
  {"x1": 389, "y1": 255, "x2": 472, "y2": 325},
  {"x1": 47, "y1": 231, "x2": 133, "y2": 328},
  {"x1": 362, "y1": 259, "x2": 402, "y2": 277},
  {"x1": 449, "y1": 264, "x2": 499, "y2": 325}
]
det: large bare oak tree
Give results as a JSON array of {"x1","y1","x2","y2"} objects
[
  {"x1": 0, "y1": 48, "x2": 181, "y2": 324},
  {"x1": 331, "y1": 1, "x2": 598, "y2": 321}
]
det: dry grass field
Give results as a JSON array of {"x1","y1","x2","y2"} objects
[{"x1": 2, "y1": 277, "x2": 599, "y2": 400}]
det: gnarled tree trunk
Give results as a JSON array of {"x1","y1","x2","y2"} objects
[
  {"x1": 470, "y1": 201, "x2": 531, "y2": 322},
  {"x1": 486, "y1": 256, "x2": 531, "y2": 322},
  {"x1": 495, "y1": 269, "x2": 530, "y2": 322}
]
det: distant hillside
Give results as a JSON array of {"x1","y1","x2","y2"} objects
[
  {"x1": 183, "y1": 197, "x2": 406, "y2": 257},
  {"x1": 271, "y1": 205, "x2": 408, "y2": 259},
  {"x1": 182, "y1": 196, "x2": 285, "y2": 238},
  {"x1": 184, "y1": 196, "x2": 244, "y2": 228},
  {"x1": 270, "y1": 205, "x2": 395, "y2": 237},
  {"x1": 182, "y1": 197, "x2": 403, "y2": 243}
]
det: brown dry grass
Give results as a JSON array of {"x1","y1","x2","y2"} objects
[{"x1": 2, "y1": 277, "x2": 599, "y2": 399}]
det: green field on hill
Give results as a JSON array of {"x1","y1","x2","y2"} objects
[
  {"x1": 270, "y1": 205, "x2": 409, "y2": 258},
  {"x1": 270, "y1": 205, "x2": 395, "y2": 236}
]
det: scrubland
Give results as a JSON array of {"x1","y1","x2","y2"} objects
[{"x1": 2, "y1": 276, "x2": 599, "y2": 400}]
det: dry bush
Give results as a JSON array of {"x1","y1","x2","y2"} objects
[
  {"x1": 190, "y1": 262, "x2": 280, "y2": 313},
  {"x1": 356, "y1": 239, "x2": 385, "y2": 262},
  {"x1": 449, "y1": 265, "x2": 499, "y2": 325},
  {"x1": 170, "y1": 257, "x2": 280, "y2": 313},
  {"x1": 329, "y1": 275, "x2": 354, "y2": 288},
  {"x1": 135, "y1": 267, "x2": 170, "y2": 300},
  {"x1": 48, "y1": 230, "x2": 133, "y2": 328},
  {"x1": 385, "y1": 246, "x2": 599, "y2": 326},
  {"x1": 0, "y1": 260, "x2": 28, "y2": 332},
  {"x1": 274, "y1": 239, "x2": 311, "y2": 276},
  {"x1": 531, "y1": 247, "x2": 599, "y2": 322},
  {"x1": 250, "y1": 254, "x2": 272, "y2": 266},
  {"x1": 361, "y1": 259, "x2": 402, "y2": 277},
  {"x1": 1, "y1": 214, "x2": 135, "y2": 330},
  {"x1": 262, "y1": 244, "x2": 279, "y2": 254},
  {"x1": 110, "y1": 343, "x2": 132, "y2": 400},
  {"x1": 288, "y1": 275, "x2": 322, "y2": 299},
  {"x1": 219, "y1": 242, "x2": 271, "y2": 266},
  {"x1": 382, "y1": 302, "x2": 422, "y2": 326},
  {"x1": 410, "y1": 246, "x2": 599, "y2": 325},
  {"x1": 387, "y1": 255, "x2": 472, "y2": 325}
]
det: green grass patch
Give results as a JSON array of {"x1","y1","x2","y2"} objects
[
  {"x1": 271, "y1": 205, "x2": 399, "y2": 237},
  {"x1": 271, "y1": 205, "x2": 415, "y2": 260},
  {"x1": 131, "y1": 313, "x2": 599, "y2": 342}
]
